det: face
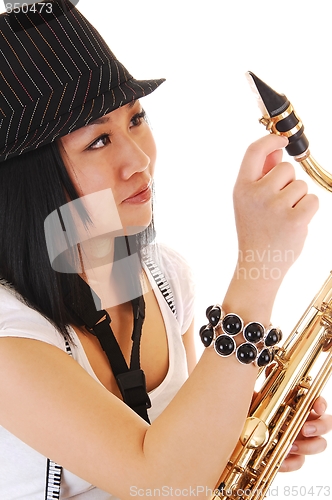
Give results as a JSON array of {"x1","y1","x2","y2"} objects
[{"x1": 59, "y1": 100, "x2": 156, "y2": 235}]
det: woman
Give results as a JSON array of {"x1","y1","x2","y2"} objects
[{"x1": 0, "y1": 1, "x2": 331, "y2": 499}]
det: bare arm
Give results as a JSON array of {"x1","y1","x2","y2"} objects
[
  {"x1": 182, "y1": 320, "x2": 197, "y2": 375},
  {"x1": 0, "y1": 329, "x2": 259, "y2": 498}
]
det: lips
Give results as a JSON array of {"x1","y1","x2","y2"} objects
[{"x1": 122, "y1": 181, "x2": 152, "y2": 204}]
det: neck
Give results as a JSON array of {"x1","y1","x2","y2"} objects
[
  {"x1": 79, "y1": 235, "x2": 115, "y2": 309},
  {"x1": 79, "y1": 236, "x2": 144, "y2": 310}
]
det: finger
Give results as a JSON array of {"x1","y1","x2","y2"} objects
[
  {"x1": 262, "y1": 149, "x2": 284, "y2": 176},
  {"x1": 279, "y1": 453, "x2": 305, "y2": 473},
  {"x1": 290, "y1": 436, "x2": 327, "y2": 456},
  {"x1": 305, "y1": 411, "x2": 324, "y2": 421},
  {"x1": 312, "y1": 396, "x2": 328, "y2": 416},
  {"x1": 278, "y1": 179, "x2": 308, "y2": 208},
  {"x1": 301, "y1": 413, "x2": 332, "y2": 437},
  {"x1": 291, "y1": 193, "x2": 319, "y2": 223},
  {"x1": 259, "y1": 161, "x2": 296, "y2": 193},
  {"x1": 238, "y1": 134, "x2": 289, "y2": 183},
  {"x1": 293, "y1": 413, "x2": 332, "y2": 444}
]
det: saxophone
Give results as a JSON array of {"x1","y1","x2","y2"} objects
[{"x1": 211, "y1": 73, "x2": 332, "y2": 500}]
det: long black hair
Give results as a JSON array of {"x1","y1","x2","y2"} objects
[{"x1": 0, "y1": 142, "x2": 155, "y2": 340}]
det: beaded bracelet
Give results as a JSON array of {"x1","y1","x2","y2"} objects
[{"x1": 199, "y1": 305, "x2": 282, "y2": 367}]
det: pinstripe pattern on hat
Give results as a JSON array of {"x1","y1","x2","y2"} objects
[{"x1": 0, "y1": 0, "x2": 164, "y2": 162}]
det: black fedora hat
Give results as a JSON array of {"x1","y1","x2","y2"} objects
[{"x1": 0, "y1": 0, "x2": 165, "y2": 163}]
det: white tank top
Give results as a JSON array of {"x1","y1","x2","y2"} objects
[{"x1": 0, "y1": 244, "x2": 195, "y2": 499}]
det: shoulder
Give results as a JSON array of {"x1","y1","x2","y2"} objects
[
  {"x1": 153, "y1": 243, "x2": 195, "y2": 287},
  {"x1": 0, "y1": 282, "x2": 66, "y2": 351}
]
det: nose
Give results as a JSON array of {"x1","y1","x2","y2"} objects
[{"x1": 117, "y1": 134, "x2": 150, "y2": 180}]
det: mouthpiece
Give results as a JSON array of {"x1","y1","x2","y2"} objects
[
  {"x1": 247, "y1": 72, "x2": 332, "y2": 192},
  {"x1": 246, "y1": 71, "x2": 309, "y2": 157}
]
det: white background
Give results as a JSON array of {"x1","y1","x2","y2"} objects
[{"x1": 2, "y1": 0, "x2": 331, "y2": 493}]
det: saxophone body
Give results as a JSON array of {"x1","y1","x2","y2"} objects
[{"x1": 212, "y1": 74, "x2": 332, "y2": 500}]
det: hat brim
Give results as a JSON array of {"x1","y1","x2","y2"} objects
[{"x1": 0, "y1": 77, "x2": 165, "y2": 163}]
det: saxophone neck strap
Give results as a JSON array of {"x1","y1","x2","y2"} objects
[
  {"x1": 72, "y1": 278, "x2": 151, "y2": 423},
  {"x1": 87, "y1": 295, "x2": 151, "y2": 422}
]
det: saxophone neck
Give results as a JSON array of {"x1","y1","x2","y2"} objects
[{"x1": 295, "y1": 153, "x2": 332, "y2": 193}]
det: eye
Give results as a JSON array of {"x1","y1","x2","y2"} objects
[
  {"x1": 130, "y1": 110, "x2": 147, "y2": 128},
  {"x1": 88, "y1": 134, "x2": 111, "y2": 150}
]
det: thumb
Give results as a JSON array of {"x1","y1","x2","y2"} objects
[{"x1": 237, "y1": 134, "x2": 288, "y2": 184}]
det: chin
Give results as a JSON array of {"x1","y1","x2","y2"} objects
[
  {"x1": 122, "y1": 220, "x2": 152, "y2": 236},
  {"x1": 120, "y1": 205, "x2": 153, "y2": 236}
]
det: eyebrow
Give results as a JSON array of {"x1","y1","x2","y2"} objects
[{"x1": 86, "y1": 100, "x2": 137, "y2": 127}]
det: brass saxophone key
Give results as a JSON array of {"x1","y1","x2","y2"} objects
[{"x1": 240, "y1": 417, "x2": 269, "y2": 449}]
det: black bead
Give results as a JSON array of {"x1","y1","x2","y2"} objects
[
  {"x1": 199, "y1": 325, "x2": 214, "y2": 347},
  {"x1": 205, "y1": 305, "x2": 214, "y2": 318},
  {"x1": 236, "y1": 343, "x2": 257, "y2": 364},
  {"x1": 265, "y1": 328, "x2": 282, "y2": 347},
  {"x1": 243, "y1": 322, "x2": 265, "y2": 344},
  {"x1": 257, "y1": 348, "x2": 272, "y2": 367},
  {"x1": 207, "y1": 305, "x2": 222, "y2": 327},
  {"x1": 214, "y1": 335, "x2": 235, "y2": 357},
  {"x1": 222, "y1": 314, "x2": 243, "y2": 336}
]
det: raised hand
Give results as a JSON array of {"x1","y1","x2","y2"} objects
[{"x1": 233, "y1": 134, "x2": 319, "y2": 286}]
